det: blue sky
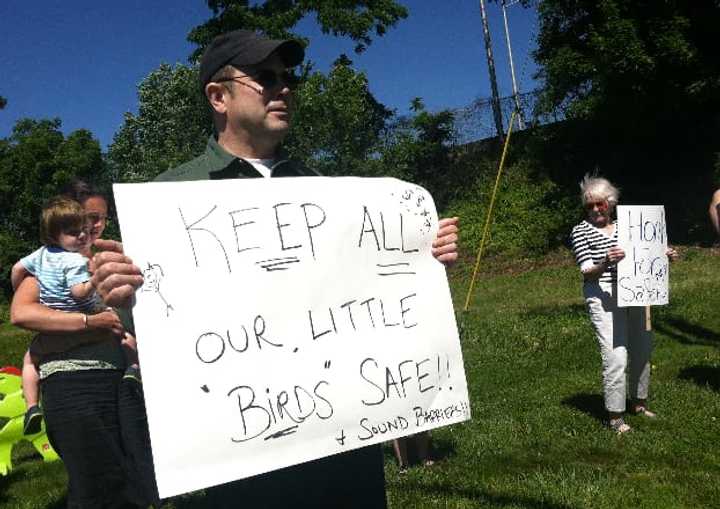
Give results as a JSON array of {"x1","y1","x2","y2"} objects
[{"x1": 0, "y1": 1, "x2": 538, "y2": 149}]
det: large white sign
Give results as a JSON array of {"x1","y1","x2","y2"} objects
[
  {"x1": 113, "y1": 177, "x2": 470, "y2": 498},
  {"x1": 616, "y1": 205, "x2": 669, "y2": 307}
]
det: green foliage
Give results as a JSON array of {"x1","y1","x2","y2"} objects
[
  {"x1": 107, "y1": 64, "x2": 211, "y2": 183},
  {"x1": 378, "y1": 103, "x2": 457, "y2": 210},
  {"x1": 188, "y1": 0, "x2": 408, "y2": 58},
  {"x1": 107, "y1": 0, "x2": 410, "y2": 184},
  {"x1": 285, "y1": 56, "x2": 391, "y2": 176},
  {"x1": 446, "y1": 158, "x2": 576, "y2": 257},
  {"x1": 0, "y1": 119, "x2": 105, "y2": 297},
  {"x1": 529, "y1": 1, "x2": 720, "y2": 245},
  {"x1": 534, "y1": 1, "x2": 720, "y2": 133}
]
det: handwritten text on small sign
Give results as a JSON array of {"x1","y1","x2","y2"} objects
[{"x1": 616, "y1": 205, "x2": 669, "y2": 307}]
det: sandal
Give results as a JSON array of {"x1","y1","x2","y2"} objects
[
  {"x1": 609, "y1": 417, "x2": 632, "y2": 434},
  {"x1": 632, "y1": 405, "x2": 657, "y2": 418}
]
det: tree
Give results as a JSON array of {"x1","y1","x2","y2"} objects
[
  {"x1": 0, "y1": 119, "x2": 105, "y2": 297},
  {"x1": 285, "y1": 56, "x2": 391, "y2": 176},
  {"x1": 107, "y1": 64, "x2": 211, "y2": 183},
  {"x1": 534, "y1": 0, "x2": 720, "y2": 138},
  {"x1": 378, "y1": 101, "x2": 457, "y2": 210},
  {"x1": 187, "y1": 0, "x2": 408, "y2": 58},
  {"x1": 108, "y1": 1, "x2": 407, "y2": 183},
  {"x1": 531, "y1": 0, "x2": 720, "y2": 241}
]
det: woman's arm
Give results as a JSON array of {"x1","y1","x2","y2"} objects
[
  {"x1": 581, "y1": 246, "x2": 626, "y2": 282},
  {"x1": 581, "y1": 261, "x2": 609, "y2": 281},
  {"x1": 11, "y1": 276, "x2": 124, "y2": 336}
]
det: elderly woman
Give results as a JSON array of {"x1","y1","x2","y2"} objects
[{"x1": 570, "y1": 175, "x2": 675, "y2": 434}]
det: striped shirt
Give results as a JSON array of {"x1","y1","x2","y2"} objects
[
  {"x1": 20, "y1": 246, "x2": 97, "y2": 313},
  {"x1": 570, "y1": 220, "x2": 618, "y2": 284}
]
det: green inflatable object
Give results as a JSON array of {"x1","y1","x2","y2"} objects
[{"x1": 0, "y1": 366, "x2": 58, "y2": 475}]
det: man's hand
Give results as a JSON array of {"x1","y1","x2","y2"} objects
[
  {"x1": 432, "y1": 217, "x2": 459, "y2": 267},
  {"x1": 87, "y1": 310, "x2": 125, "y2": 337},
  {"x1": 91, "y1": 239, "x2": 144, "y2": 308}
]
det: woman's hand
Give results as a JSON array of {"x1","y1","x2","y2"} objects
[
  {"x1": 11, "y1": 277, "x2": 120, "y2": 341},
  {"x1": 666, "y1": 246, "x2": 679, "y2": 262},
  {"x1": 605, "y1": 246, "x2": 625, "y2": 264},
  {"x1": 87, "y1": 310, "x2": 125, "y2": 337}
]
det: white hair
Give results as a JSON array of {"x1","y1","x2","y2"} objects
[{"x1": 579, "y1": 174, "x2": 620, "y2": 206}]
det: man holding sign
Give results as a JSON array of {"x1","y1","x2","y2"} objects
[{"x1": 92, "y1": 30, "x2": 460, "y2": 507}]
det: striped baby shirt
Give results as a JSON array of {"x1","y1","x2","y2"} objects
[{"x1": 20, "y1": 246, "x2": 97, "y2": 313}]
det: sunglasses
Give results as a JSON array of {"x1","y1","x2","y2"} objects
[
  {"x1": 217, "y1": 69, "x2": 300, "y2": 93},
  {"x1": 585, "y1": 200, "x2": 609, "y2": 212}
]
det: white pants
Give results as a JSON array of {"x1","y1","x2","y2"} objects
[{"x1": 584, "y1": 281, "x2": 653, "y2": 413}]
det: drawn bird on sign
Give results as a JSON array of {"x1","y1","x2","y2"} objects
[{"x1": 142, "y1": 262, "x2": 174, "y2": 317}]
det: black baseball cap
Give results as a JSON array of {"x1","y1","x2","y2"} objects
[{"x1": 199, "y1": 29, "x2": 304, "y2": 88}]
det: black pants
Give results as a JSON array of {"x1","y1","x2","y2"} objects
[
  {"x1": 118, "y1": 377, "x2": 161, "y2": 508},
  {"x1": 204, "y1": 444, "x2": 387, "y2": 509},
  {"x1": 41, "y1": 370, "x2": 159, "y2": 509}
]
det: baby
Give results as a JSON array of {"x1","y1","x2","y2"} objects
[{"x1": 11, "y1": 196, "x2": 138, "y2": 435}]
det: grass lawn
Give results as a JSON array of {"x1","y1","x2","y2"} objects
[{"x1": 1, "y1": 247, "x2": 719, "y2": 508}]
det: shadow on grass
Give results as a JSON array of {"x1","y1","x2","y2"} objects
[
  {"x1": 44, "y1": 497, "x2": 68, "y2": 509},
  {"x1": 430, "y1": 436, "x2": 457, "y2": 463},
  {"x1": 655, "y1": 316, "x2": 720, "y2": 348},
  {"x1": 399, "y1": 479, "x2": 575, "y2": 509},
  {"x1": 522, "y1": 303, "x2": 587, "y2": 318},
  {"x1": 561, "y1": 393, "x2": 605, "y2": 423},
  {"x1": 0, "y1": 467, "x2": 67, "y2": 509},
  {"x1": 678, "y1": 365, "x2": 720, "y2": 392},
  {"x1": 382, "y1": 435, "x2": 458, "y2": 466},
  {"x1": 0, "y1": 468, "x2": 26, "y2": 505}
]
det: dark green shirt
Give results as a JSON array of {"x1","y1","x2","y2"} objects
[{"x1": 154, "y1": 135, "x2": 319, "y2": 182}]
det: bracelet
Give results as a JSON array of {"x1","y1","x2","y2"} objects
[{"x1": 82, "y1": 314, "x2": 89, "y2": 329}]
